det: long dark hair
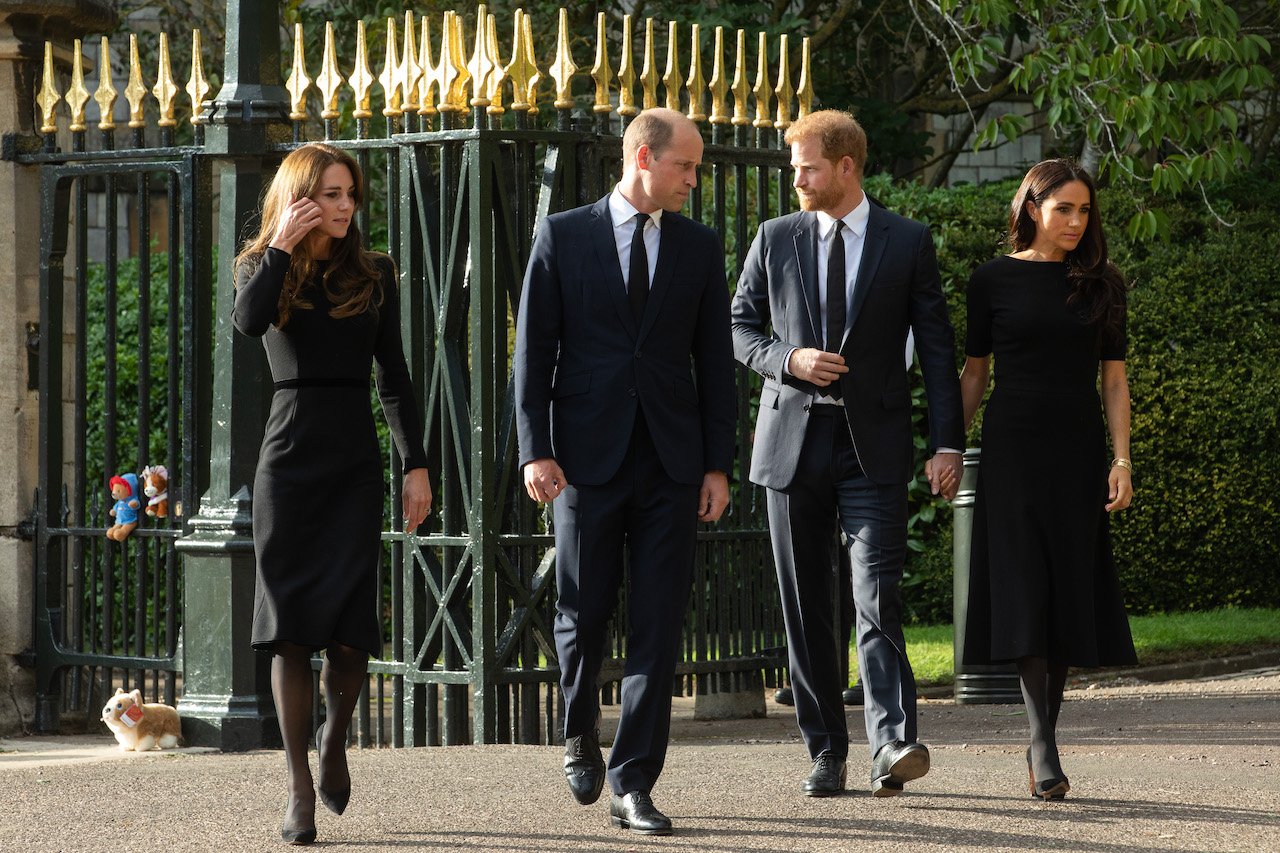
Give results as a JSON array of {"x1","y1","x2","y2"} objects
[
  {"x1": 234, "y1": 143, "x2": 383, "y2": 328},
  {"x1": 1008, "y1": 159, "x2": 1127, "y2": 341}
]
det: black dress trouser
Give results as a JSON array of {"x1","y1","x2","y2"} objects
[{"x1": 553, "y1": 410, "x2": 700, "y2": 795}]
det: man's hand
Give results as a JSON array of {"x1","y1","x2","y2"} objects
[
  {"x1": 402, "y1": 468, "x2": 433, "y2": 531},
  {"x1": 925, "y1": 452, "x2": 962, "y2": 500},
  {"x1": 787, "y1": 348, "x2": 849, "y2": 387},
  {"x1": 698, "y1": 471, "x2": 730, "y2": 522},
  {"x1": 524, "y1": 457, "x2": 567, "y2": 503}
]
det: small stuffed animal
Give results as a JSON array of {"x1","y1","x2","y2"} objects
[
  {"x1": 101, "y1": 688, "x2": 182, "y2": 751},
  {"x1": 141, "y1": 465, "x2": 169, "y2": 518},
  {"x1": 105, "y1": 473, "x2": 141, "y2": 541}
]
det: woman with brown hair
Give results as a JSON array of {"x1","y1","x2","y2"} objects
[
  {"x1": 233, "y1": 143, "x2": 431, "y2": 844},
  {"x1": 959, "y1": 158, "x2": 1136, "y2": 801}
]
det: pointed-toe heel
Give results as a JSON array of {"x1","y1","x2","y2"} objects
[
  {"x1": 280, "y1": 825, "x2": 317, "y2": 846},
  {"x1": 316, "y1": 721, "x2": 352, "y2": 815}
]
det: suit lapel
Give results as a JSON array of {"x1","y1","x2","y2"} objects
[
  {"x1": 588, "y1": 196, "x2": 638, "y2": 339},
  {"x1": 842, "y1": 204, "x2": 889, "y2": 349},
  {"x1": 637, "y1": 213, "x2": 681, "y2": 344},
  {"x1": 792, "y1": 213, "x2": 821, "y2": 347}
]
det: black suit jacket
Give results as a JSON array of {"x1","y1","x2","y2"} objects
[
  {"x1": 731, "y1": 204, "x2": 963, "y2": 488},
  {"x1": 515, "y1": 195, "x2": 735, "y2": 486}
]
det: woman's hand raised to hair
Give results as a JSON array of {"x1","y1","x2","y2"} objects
[{"x1": 268, "y1": 196, "x2": 324, "y2": 254}]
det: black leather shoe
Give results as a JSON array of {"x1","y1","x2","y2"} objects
[
  {"x1": 802, "y1": 754, "x2": 847, "y2": 797},
  {"x1": 871, "y1": 740, "x2": 930, "y2": 797},
  {"x1": 842, "y1": 684, "x2": 864, "y2": 706},
  {"x1": 774, "y1": 687, "x2": 794, "y2": 705},
  {"x1": 610, "y1": 791, "x2": 673, "y2": 835},
  {"x1": 563, "y1": 729, "x2": 606, "y2": 805}
]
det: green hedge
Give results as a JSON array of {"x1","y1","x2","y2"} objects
[{"x1": 866, "y1": 167, "x2": 1280, "y2": 622}]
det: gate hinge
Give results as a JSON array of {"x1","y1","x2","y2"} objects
[
  {"x1": 1, "y1": 133, "x2": 41, "y2": 162},
  {"x1": 16, "y1": 502, "x2": 37, "y2": 541}
]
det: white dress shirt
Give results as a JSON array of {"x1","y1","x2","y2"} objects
[
  {"x1": 609, "y1": 188, "x2": 661, "y2": 287},
  {"x1": 815, "y1": 194, "x2": 872, "y2": 347}
]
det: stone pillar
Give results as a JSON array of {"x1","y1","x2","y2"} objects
[
  {"x1": 0, "y1": 0, "x2": 115, "y2": 736},
  {"x1": 173, "y1": 0, "x2": 289, "y2": 750}
]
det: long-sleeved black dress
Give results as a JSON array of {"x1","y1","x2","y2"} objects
[
  {"x1": 962, "y1": 256, "x2": 1136, "y2": 667},
  {"x1": 233, "y1": 247, "x2": 427, "y2": 656}
]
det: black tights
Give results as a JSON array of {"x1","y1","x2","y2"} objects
[
  {"x1": 271, "y1": 641, "x2": 368, "y2": 832},
  {"x1": 1016, "y1": 655, "x2": 1069, "y2": 785}
]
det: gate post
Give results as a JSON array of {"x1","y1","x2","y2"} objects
[{"x1": 174, "y1": 0, "x2": 289, "y2": 750}]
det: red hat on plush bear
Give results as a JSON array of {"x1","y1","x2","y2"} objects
[{"x1": 109, "y1": 475, "x2": 133, "y2": 495}]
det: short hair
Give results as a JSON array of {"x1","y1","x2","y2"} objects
[
  {"x1": 622, "y1": 108, "x2": 690, "y2": 162},
  {"x1": 784, "y1": 109, "x2": 867, "y2": 173}
]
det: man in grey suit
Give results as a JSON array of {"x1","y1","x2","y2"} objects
[{"x1": 731, "y1": 109, "x2": 964, "y2": 797}]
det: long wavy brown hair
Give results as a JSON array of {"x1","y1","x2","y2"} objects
[
  {"x1": 235, "y1": 143, "x2": 383, "y2": 328},
  {"x1": 1008, "y1": 159, "x2": 1127, "y2": 341}
]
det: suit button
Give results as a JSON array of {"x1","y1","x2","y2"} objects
[
  {"x1": 802, "y1": 404, "x2": 810, "y2": 412},
  {"x1": 628, "y1": 388, "x2": 637, "y2": 397},
  {"x1": 634, "y1": 350, "x2": 642, "y2": 359}
]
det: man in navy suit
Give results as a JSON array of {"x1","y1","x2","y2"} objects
[
  {"x1": 515, "y1": 108, "x2": 735, "y2": 835},
  {"x1": 732, "y1": 110, "x2": 964, "y2": 798}
]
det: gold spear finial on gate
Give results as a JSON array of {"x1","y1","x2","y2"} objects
[
  {"x1": 686, "y1": 24, "x2": 706, "y2": 123},
  {"x1": 351, "y1": 20, "x2": 374, "y2": 119},
  {"x1": 589, "y1": 12, "x2": 612, "y2": 115},
  {"x1": 286, "y1": 23, "x2": 311, "y2": 122},
  {"x1": 125, "y1": 34, "x2": 149, "y2": 129},
  {"x1": 66, "y1": 39, "x2": 91, "y2": 132},
  {"x1": 708, "y1": 26, "x2": 728, "y2": 126},
  {"x1": 153, "y1": 32, "x2": 179, "y2": 128},
  {"x1": 774, "y1": 34, "x2": 794, "y2": 130},
  {"x1": 617, "y1": 14, "x2": 637, "y2": 118},
  {"x1": 379, "y1": 16, "x2": 403, "y2": 117},
  {"x1": 730, "y1": 29, "x2": 749, "y2": 127},
  {"x1": 418, "y1": 16, "x2": 438, "y2": 117},
  {"x1": 662, "y1": 21, "x2": 681, "y2": 112},
  {"x1": 443, "y1": 11, "x2": 472, "y2": 112},
  {"x1": 401, "y1": 12, "x2": 422, "y2": 114},
  {"x1": 187, "y1": 30, "x2": 211, "y2": 126},
  {"x1": 96, "y1": 36, "x2": 119, "y2": 131},
  {"x1": 797, "y1": 37, "x2": 814, "y2": 119},
  {"x1": 550, "y1": 8, "x2": 577, "y2": 110},
  {"x1": 486, "y1": 13, "x2": 507, "y2": 115},
  {"x1": 36, "y1": 42, "x2": 61, "y2": 134},
  {"x1": 639, "y1": 18, "x2": 658, "y2": 110},
  {"x1": 752, "y1": 32, "x2": 773, "y2": 128},
  {"x1": 468, "y1": 5, "x2": 493, "y2": 108},
  {"x1": 316, "y1": 22, "x2": 345, "y2": 121},
  {"x1": 505, "y1": 9, "x2": 540, "y2": 112}
]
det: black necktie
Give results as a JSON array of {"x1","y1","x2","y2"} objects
[
  {"x1": 628, "y1": 213, "x2": 650, "y2": 323},
  {"x1": 822, "y1": 220, "x2": 846, "y2": 400}
]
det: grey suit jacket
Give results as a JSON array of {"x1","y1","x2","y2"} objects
[{"x1": 731, "y1": 204, "x2": 963, "y2": 488}]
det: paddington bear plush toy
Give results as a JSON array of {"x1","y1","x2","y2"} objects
[{"x1": 106, "y1": 472, "x2": 141, "y2": 541}]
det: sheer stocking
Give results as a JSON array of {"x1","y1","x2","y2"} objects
[
  {"x1": 318, "y1": 643, "x2": 368, "y2": 799},
  {"x1": 271, "y1": 641, "x2": 317, "y2": 835},
  {"x1": 1017, "y1": 655, "x2": 1068, "y2": 787}
]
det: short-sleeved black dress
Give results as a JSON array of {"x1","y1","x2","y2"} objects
[
  {"x1": 962, "y1": 256, "x2": 1136, "y2": 667},
  {"x1": 233, "y1": 248, "x2": 427, "y2": 657}
]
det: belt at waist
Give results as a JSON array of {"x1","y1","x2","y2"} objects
[
  {"x1": 808, "y1": 403, "x2": 846, "y2": 417},
  {"x1": 273, "y1": 378, "x2": 367, "y2": 390}
]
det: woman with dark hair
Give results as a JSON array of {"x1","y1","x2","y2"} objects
[
  {"x1": 959, "y1": 158, "x2": 1136, "y2": 801},
  {"x1": 233, "y1": 142, "x2": 432, "y2": 844}
]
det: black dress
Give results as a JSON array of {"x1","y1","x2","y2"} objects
[
  {"x1": 233, "y1": 248, "x2": 427, "y2": 656},
  {"x1": 962, "y1": 256, "x2": 1136, "y2": 667}
]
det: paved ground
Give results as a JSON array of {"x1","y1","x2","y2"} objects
[{"x1": 1, "y1": 666, "x2": 1278, "y2": 852}]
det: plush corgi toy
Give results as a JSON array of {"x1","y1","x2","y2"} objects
[
  {"x1": 141, "y1": 465, "x2": 169, "y2": 518},
  {"x1": 102, "y1": 688, "x2": 182, "y2": 751}
]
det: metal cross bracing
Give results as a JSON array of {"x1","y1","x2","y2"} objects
[{"x1": 15, "y1": 6, "x2": 814, "y2": 746}]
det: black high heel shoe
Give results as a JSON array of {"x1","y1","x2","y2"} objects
[
  {"x1": 316, "y1": 722, "x2": 352, "y2": 816},
  {"x1": 280, "y1": 793, "x2": 317, "y2": 845},
  {"x1": 1026, "y1": 747, "x2": 1069, "y2": 801}
]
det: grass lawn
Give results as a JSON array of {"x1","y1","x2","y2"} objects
[{"x1": 849, "y1": 607, "x2": 1280, "y2": 687}]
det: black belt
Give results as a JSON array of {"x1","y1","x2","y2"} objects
[
  {"x1": 273, "y1": 378, "x2": 367, "y2": 390},
  {"x1": 808, "y1": 403, "x2": 845, "y2": 416}
]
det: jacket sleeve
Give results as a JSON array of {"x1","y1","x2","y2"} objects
[
  {"x1": 730, "y1": 223, "x2": 792, "y2": 382},
  {"x1": 514, "y1": 218, "x2": 561, "y2": 467},
  {"x1": 906, "y1": 225, "x2": 964, "y2": 453},
  {"x1": 373, "y1": 258, "x2": 430, "y2": 472},
  {"x1": 231, "y1": 248, "x2": 290, "y2": 337},
  {"x1": 692, "y1": 229, "x2": 737, "y2": 475}
]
